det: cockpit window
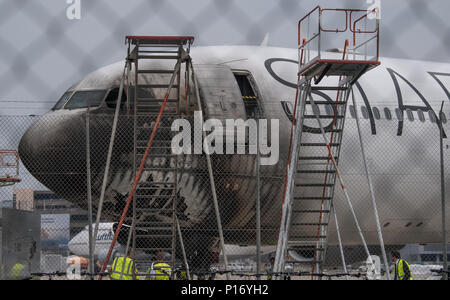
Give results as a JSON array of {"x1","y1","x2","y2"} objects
[
  {"x1": 105, "y1": 88, "x2": 127, "y2": 109},
  {"x1": 64, "y1": 90, "x2": 106, "y2": 109},
  {"x1": 53, "y1": 92, "x2": 72, "y2": 110}
]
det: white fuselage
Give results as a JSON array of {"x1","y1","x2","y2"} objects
[{"x1": 21, "y1": 46, "x2": 450, "y2": 247}]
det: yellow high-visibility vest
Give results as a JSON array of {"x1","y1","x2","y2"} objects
[
  {"x1": 110, "y1": 257, "x2": 139, "y2": 280},
  {"x1": 395, "y1": 259, "x2": 413, "y2": 280},
  {"x1": 148, "y1": 262, "x2": 171, "y2": 280},
  {"x1": 11, "y1": 263, "x2": 25, "y2": 280}
]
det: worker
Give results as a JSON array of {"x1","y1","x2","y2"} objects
[
  {"x1": 109, "y1": 251, "x2": 140, "y2": 280},
  {"x1": 391, "y1": 251, "x2": 413, "y2": 280},
  {"x1": 266, "y1": 256, "x2": 275, "y2": 280},
  {"x1": 10, "y1": 262, "x2": 28, "y2": 280},
  {"x1": 0, "y1": 265, "x2": 5, "y2": 280},
  {"x1": 0, "y1": 262, "x2": 28, "y2": 280},
  {"x1": 175, "y1": 266, "x2": 188, "y2": 280},
  {"x1": 147, "y1": 252, "x2": 172, "y2": 280}
]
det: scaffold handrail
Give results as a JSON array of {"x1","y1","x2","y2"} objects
[
  {"x1": 126, "y1": 35, "x2": 195, "y2": 45},
  {"x1": 0, "y1": 150, "x2": 20, "y2": 166},
  {"x1": 298, "y1": 6, "x2": 380, "y2": 68},
  {"x1": 0, "y1": 150, "x2": 21, "y2": 186}
]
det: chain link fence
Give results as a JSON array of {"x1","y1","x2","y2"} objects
[
  {"x1": 1, "y1": 0, "x2": 450, "y2": 114},
  {"x1": 1, "y1": 0, "x2": 450, "y2": 280},
  {"x1": 1, "y1": 103, "x2": 449, "y2": 280}
]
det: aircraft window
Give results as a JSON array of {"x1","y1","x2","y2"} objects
[
  {"x1": 105, "y1": 88, "x2": 127, "y2": 109},
  {"x1": 53, "y1": 92, "x2": 72, "y2": 110},
  {"x1": 361, "y1": 106, "x2": 369, "y2": 119},
  {"x1": 234, "y1": 73, "x2": 261, "y2": 119},
  {"x1": 349, "y1": 105, "x2": 356, "y2": 118},
  {"x1": 418, "y1": 110, "x2": 425, "y2": 122},
  {"x1": 406, "y1": 109, "x2": 414, "y2": 122},
  {"x1": 285, "y1": 102, "x2": 294, "y2": 116},
  {"x1": 429, "y1": 111, "x2": 437, "y2": 123},
  {"x1": 395, "y1": 108, "x2": 403, "y2": 120},
  {"x1": 372, "y1": 107, "x2": 381, "y2": 120},
  {"x1": 384, "y1": 108, "x2": 392, "y2": 120},
  {"x1": 440, "y1": 111, "x2": 447, "y2": 124},
  {"x1": 64, "y1": 90, "x2": 106, "y2": 109}
]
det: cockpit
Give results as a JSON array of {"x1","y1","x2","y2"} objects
[{"x1": 52, "y1": 88, "x2": 127, "y2": 110}]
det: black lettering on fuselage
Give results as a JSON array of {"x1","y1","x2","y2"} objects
[
  {"x1": 266, "y1": 58, "x2": 448, "y2": 138},
  {"x1": 266, "y1": 57, "x2": 371, "y2": 134},
  {"x1": 428, "y1": 72, "x2": 450, "y2": 101},
  {"x1": 387, "y1": 68, "x2": 445, "y2": 137}
]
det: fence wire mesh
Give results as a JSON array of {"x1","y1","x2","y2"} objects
[
  {"x1": 1, "y1": 107, "x2": 449, "y2": 280},
  {"x1": 0, "y1": 0, "x2": 450, "y2": 280}
]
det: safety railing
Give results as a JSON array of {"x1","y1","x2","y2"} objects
[
  {"x1": 0, "y1": 150, "x2": 21, "y2": 186},
  {"x1": 0, "y1": 150, "x2": 19, "y2": 171},
  {"x1": 298, "y1": 6, "x2": 380, "y2": 69}
]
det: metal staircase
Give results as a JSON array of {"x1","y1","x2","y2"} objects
[
  {"x1": 286, "y1": 76, "x2": 353, "y2": 276},
  {"x1": 127, "y1": 36, "x2": 194, "y2": 278},
  {"x1": 274, "y1": 6, "x2": 380, "y2": 279}
]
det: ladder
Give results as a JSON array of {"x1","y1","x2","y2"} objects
[
  {"x1": 274, "y1": 6, "x2": 380, "y2": 278},
  {"x1": 127, "y1": 36, "x2": 194, "y2": 279}
]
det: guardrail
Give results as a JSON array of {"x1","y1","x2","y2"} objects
[{"x1": 298, "y1": 6, "x2": 380, "y2": 68}]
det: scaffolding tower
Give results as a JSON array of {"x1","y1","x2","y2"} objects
[
  {"x1": 274, "y1": 6, "x2": 381, "y2": 278},
  {"x1": 0, "y1": 150, "x2": 21, "y2": 188},
  {"x1": 128, "y1": 36, "x2": 193, "y2": 279},
  {"x1": 97, "y1": 36, "x2": 195, "y2": 280}
]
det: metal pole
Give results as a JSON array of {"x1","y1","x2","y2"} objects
[
  {"x1": 274, "y1": 83, "x2": 308, "y2": 276},
  {"x1": 440, "y1": 102, "x2": 448, "y2": 280},
  {"x1": 86, "y1": 107, "x2": 94, "y2": 279},
  {"x1": 176, "y1": 216, "x2": 191, "y2": 280},
  {"x1": 331, "y1": 204, "x2": 348, "y2": 276},
  {"x1": 351, "y1": 89, "x2": 390, "y2": 280},
  {"x1": 93, "y1": 60, "x2": 129, "y2": 254},
  {"x1": 256, "y1": 116, "x2": 262, "y2": 280},
  {"x1": 191, "y1": 64, "x2": 230, "y2": 280}
]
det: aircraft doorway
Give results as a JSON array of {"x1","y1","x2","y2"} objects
[{"x1": 233, "y1": 72, "x2": 262, "y2": 119}]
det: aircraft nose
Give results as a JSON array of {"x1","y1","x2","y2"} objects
[{"x1": 18, "y1": 110, "x2": 88, "y2": 199}]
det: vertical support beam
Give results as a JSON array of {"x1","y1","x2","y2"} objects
[
  {"x1": 191, "y1": 63, "x2": 230, "y2": 280},
  {"x1": 92, "y1": 59, "x2": 129, "y2": 255},
  {"x1": 256, "y1": 117, "x2": 262, "y2": 280},
  {"x1": 132, "y1": 42, "x2": 139, "y2": 273},
  {"x1": 176, "y1": 216, "x2": 191, "y2": 280},
  {"x1": 274, "y1": 83, "x2": 309, "y2": 276},
  {"x1": 440, "y1": 102, "x2": 448, "y2": 280},
  {"x1": 86, "y1": 107, "x2": 94, "y2": 279},
  {"x1": 331, "y1": 204, "x2": 347, "y2": 277},
  {"x1": 351, "y1": 89, "x2": 390, "y2": 280}
]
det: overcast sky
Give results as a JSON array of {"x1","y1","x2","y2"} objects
[{"x1": 1, "y1": 0, "x2": 450, "y2": 115}]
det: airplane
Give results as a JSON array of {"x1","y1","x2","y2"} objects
[
  {"x1": 68, "y1": 222, "x2": 122, "y2": 264},
  {"x1": 68, "y1": 222, "x2": 276, "y2": 265},
  {"x1": 18, "y1": 43, "x2": 450, "y2": 271}
]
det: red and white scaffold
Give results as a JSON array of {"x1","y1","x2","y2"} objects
[
  {"x1": 0, "y1": 150, "x2": 21, "y2": 187},
  {"x1": 274, "y1": 6, "x2": 381, "y2": 279}
]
